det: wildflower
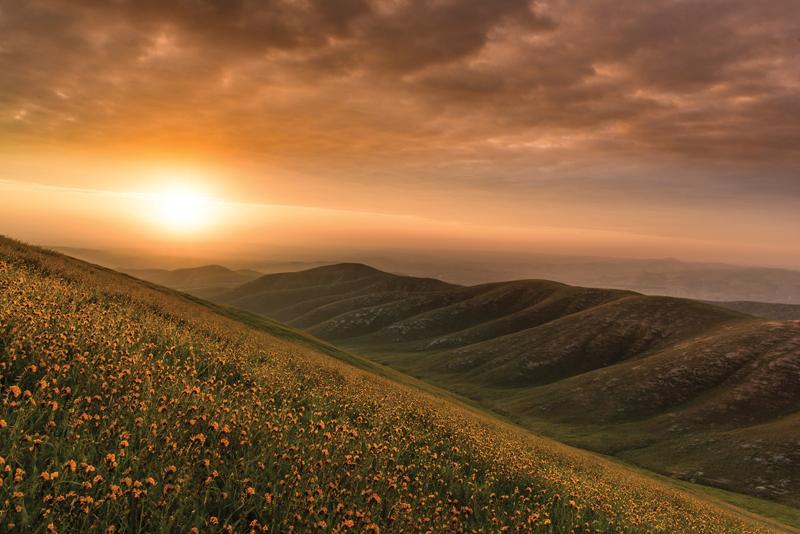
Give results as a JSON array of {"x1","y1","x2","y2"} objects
[
  {"x1": 40, "y1": 471, "x2": 59, "y2": 481},
  {"x1": 8, "y1": 385, "x2": 21, "y2": 398}
]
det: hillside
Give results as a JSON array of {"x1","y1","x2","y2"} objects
[
  {"x1": 122, "y1": 265, "x2": 262, "y2": 299},
  {"x1": 59, "y1": 245, "x2": 800, "y2": 304},
  {"x1": 711, "y1": 301, "x2": 800, "y2": 321},
  {"x1": 475, "y1": 258, "x2": 800, "y2": 304},
  {"x1": 6, "y1": 238, "x2": 794, "y2": 531},
  {"x1": 300, "y1": 255, "x2": 800, "y2": 304},
  {"x1": 213, "y1": 264, "x2": 800, "y2": 509}
]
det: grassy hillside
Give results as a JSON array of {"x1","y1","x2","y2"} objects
[
  {"x1": 212, "y1": 264, "x2": 800, "y2": 509},
  {"x1": 1, "y1": 238, "x2": 793, "y2": 532}
]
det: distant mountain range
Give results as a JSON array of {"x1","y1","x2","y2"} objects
[
  {"x1": 205, "y1": 263, "x2": 800, "y2": 507},
  {"x1": 122, "y1": 265, "x2": 262, "y2": 299},
  {"x1": 53, "y1": 246, "x2": 800, "y2": 304},
  {"x1": 370, "y1": 256, "x2": 800, "y2": 305}
]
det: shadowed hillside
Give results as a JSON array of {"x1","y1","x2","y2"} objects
[{"x1": 214, "y1": 263, "x2": 800, "y2": 509}]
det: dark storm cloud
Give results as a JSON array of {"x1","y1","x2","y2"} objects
[{"x1": 1, "y1": 0, "x2": 798, "y2": 170}]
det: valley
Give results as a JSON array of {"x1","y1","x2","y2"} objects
[{"x1": 206, "y1": 263, "x2": 800, "y2": 510}]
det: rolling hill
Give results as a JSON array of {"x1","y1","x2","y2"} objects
[
  {"x1": 710, "y1": 301, "x2": 800, "y2": 321},
  {"x1": 122, "y1": 265, "x2": 262, "y2": 299},
  {"x1": 284, "y1": 254, "x2": 800, "y2": 304},
  {"x1": 7, "y1": 238, "x2": 797, "y2": 531},
  {"x1": 460, "y1": 257, "x2": 800, "y2": 304},
  {"x1": 213, "y1": 264, "x2": 800, "y2": 509}
]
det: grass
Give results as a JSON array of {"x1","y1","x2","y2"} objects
[{"x1": 0, "y1": 236, "x2": 793, "y2": 532}]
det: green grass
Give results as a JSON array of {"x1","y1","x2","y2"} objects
[
  {"x1": 346, "y1": 344, "x2": 800, "y2": 531},
  {"x1": 126, "y1": 254, "x2": 800, "y2": 527}
]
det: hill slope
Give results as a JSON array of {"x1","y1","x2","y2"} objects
[
  {"x1": 487, "y1": 258, "x2": 800, "y2": 304},
  {"x1": 214, "y1": 264, "x2": 800, "y2": 508},
  {"x1": 122, "y1": 265, "x2": 262, "y2": 299},
  {"x1": 6, "y1": 238, "x2": 793, "y2": 531},
  {"x1": 711, "y1": 301, "x2": 800, "y2": 321}
]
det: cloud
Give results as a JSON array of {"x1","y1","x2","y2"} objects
[{"x1": 0, "y1": 0, "x2": 798, "y2": 186}]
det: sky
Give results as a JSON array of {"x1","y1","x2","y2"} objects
[{"x1": 1, "y1": 0, "x2": 799, "y2": 267}]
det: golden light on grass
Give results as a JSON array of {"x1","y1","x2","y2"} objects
[{"x1": 0, "y1": 237, "x2": 775, "y2": 533}]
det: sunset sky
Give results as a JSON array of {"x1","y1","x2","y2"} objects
[{"x1": 1, "y1": 0, "x2": 799, "y2": 267}]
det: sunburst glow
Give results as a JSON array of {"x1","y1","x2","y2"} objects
[{"x1": 151, "y1": 187, "x2": 214, "y2": 233}]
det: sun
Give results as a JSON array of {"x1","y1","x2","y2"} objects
[{"x1": 151, "y1": 187, "x2": 213, "y2": 232}]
